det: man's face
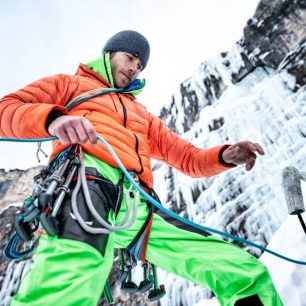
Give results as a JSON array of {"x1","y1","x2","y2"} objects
[{"x1": 110, "y1": 52, "x2": 143, "y2": 88}]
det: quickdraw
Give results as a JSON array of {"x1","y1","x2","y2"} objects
[{"x1": 3, "y1": 146, "x2": 80, "y2": 260}]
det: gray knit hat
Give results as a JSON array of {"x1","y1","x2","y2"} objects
[{"x1": 103, "y1": 30, "x2": 150, "y2": 69}]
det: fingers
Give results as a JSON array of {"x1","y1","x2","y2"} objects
[
  {"x1": 245, "y1": 151, "x2": 257, "y2": 171},
  {"x1": 221, "y1": 141, "x2": 264, "y2": 170},
  {"x1": 48, "y1": 115, "x2": 97, "y2": 146},
  {"x1": 232, "y1": 141, "x2": 265, "y2": 155},
  {"x1": 253, "y1": 142, "x2": 265, "y2": 155},
  {"x1": 65, "y1": 125, "x2": 80, "y2": 144},
  {"x1": 55, "y1": 128, "x2": 71, "y2": 145},
  {"x1": 82, "y1": 119, "x2": 97, "y2": 146}
]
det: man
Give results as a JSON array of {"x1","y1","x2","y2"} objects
[{"x1": 0, "y1": 30, "x2": 282, "y2": 305}]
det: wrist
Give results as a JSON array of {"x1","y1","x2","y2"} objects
[
  {"x1": 219, "y1": 145, "x2": 236, "y2": 167},
  {"x1": 46, "y1": 110, "x2": 64, "y2": 131}
]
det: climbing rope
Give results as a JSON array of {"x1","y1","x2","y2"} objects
[
  {"x1": 1, "y1": 135, "x2": 306, "y2": 265},
  {"x1": 71, "y1": 154, "x2": 139, "y2": 234}
]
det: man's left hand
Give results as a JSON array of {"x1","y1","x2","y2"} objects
[{"x1": 222, "y1": 141, "x2": 265, "y2": 171}]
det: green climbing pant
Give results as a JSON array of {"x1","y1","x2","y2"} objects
[{"x1": 11, "y1": 156, "x2": 283, "y2": 306}]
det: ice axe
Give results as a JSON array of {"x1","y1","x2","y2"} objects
[{"x1": 282, "y1": 166, "x2": 306, "y2": 234}]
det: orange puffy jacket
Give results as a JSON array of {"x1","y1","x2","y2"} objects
[{"x1": 0, "y1": 64, "x2": 232, "y2": 187}]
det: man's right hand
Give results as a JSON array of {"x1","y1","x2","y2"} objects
[{"x1": 48, "y1": 115, "x2": 97, "y2": 146}]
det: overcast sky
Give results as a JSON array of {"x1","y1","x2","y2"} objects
[{"x1": 0, "y1": 0, "x2": 259, "y2": 170}]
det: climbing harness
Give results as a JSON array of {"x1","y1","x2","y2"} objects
[
  {"x1": 3, "y1": 146, "x2": 141, "y2": 256},
  {"x1": 115, "y1": 182, "x2": 166, "y2": 301},
  {"x1": 3, "y1": 141, "x2": 162, "y2": 303},
  {"x1": 2, "y1": 135, "x2": 306, "y2": 305}
]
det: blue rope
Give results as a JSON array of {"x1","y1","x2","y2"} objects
[{"x1": 1, "y1": 136, "x2": 306, "y2": 265}]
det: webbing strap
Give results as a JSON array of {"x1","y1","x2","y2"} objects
[
  {"x1": 140, "y1": 215, "x2": 153, "y2": 263},
  {"x1": 128, "y1": 202, "x2": 154, "y2": 263}
]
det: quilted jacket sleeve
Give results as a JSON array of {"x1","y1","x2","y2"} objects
[
  {"x1": 0, "y1": 74, "x2": 77, "y2": 138},
  {"x1": 148, "y1": 112, "x2": 235, "y2": 178}
]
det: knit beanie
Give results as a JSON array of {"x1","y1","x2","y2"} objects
[{"x1": 102, "y1": 30, "x2": 150, "y2": 69}]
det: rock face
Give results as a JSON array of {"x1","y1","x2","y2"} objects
[
  {"x1": 0, "y1": 167, "x2": 43, "y2": 210},
  {"x1": 160, "y1": 0, "x2": 306, "y2": 135},
  {"x1": 1, "y1": 0, "x2": 306, "y2": 305},
  {"x1": 157, "y1": 1, "x2": 306, "y2": 252},
  {"x1": 243, "y1": 0, "x2": 306, "y2": 73},
  {"x1": 155, "y1": 0, "x2": 306, "y2": 304},
  {"x1": 0, "y1": 167, "x2": 42, "y2": 276},
  {"x1": 0, "y1": 168, "x2": 40, "y2": 306}
]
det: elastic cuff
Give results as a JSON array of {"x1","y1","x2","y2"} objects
[
  {"x1": 45, "y1": 110, "x2": 64, "y2": 130},
  {"x1": 218, "y1": 145, "x2": 236, "y2": 167}
]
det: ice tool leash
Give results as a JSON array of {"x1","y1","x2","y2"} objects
[{"x1": 1, "y1": 135, "x2": 306, "y2": 266}]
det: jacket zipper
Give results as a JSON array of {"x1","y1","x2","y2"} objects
[
  {"x1": 110, "y1": 95, "x2": 118, "y2": 112},
  {"x1": 133, "y1": 133, "x2": 144, "y2": 174},
  {"x1": 117, "y1": 94, "x2": 143, "y2": 174},
  {"x1": 118, "y1": 94, "x2": 127, "y2": 127}
]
